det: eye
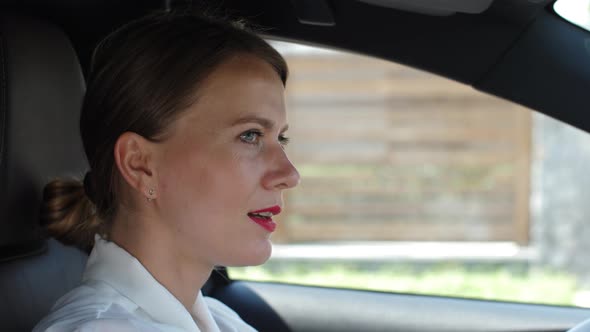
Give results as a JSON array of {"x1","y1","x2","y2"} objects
[
  {"x1": 240, "y1": 130, "x2": 263, "y2": 145},
  {"x1": 279, "y1": 134, "x2": 290, "y2": 147}
]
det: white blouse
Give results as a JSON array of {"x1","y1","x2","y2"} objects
[{"x1": 33, "y1": 235, "x2": 257, "y2": 332}]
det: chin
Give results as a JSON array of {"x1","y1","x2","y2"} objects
[{"x1": 227, "y1": 240, "x2": 272, "y2": 267}]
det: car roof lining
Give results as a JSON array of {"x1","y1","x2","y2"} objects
[
  {"x1": 0, "y1": 0, "x2": 548, "y2": 81},
  {"x1": 0, "y1": 0, "x2": 586, "y2": 131},
  {"x1": 356, "y1": 0, "x2": 496, "y2": 15}
]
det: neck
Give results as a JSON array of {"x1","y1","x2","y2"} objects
[{"x1": 109, "y1": 209, "x2": 213, "y2": 312}]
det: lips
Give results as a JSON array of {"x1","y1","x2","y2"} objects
[{"x1": 248, "y1": 205, "x2": 281, "y2": 232}]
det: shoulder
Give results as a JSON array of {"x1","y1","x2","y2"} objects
[
  {"x1": 36, "y1": 318, "x2": 169, "y2": 332},
  {"x1": 33, "y1": 281, "x2": 142, "y2": 332},
  {"x1": 34, "y1": 309, "x2": 164, "y2": 332},
  {"x1": 50, "y1": 319, "x2": 140, "y2": 332}
]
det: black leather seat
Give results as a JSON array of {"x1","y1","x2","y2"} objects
[{"x1": 0, "y1": 14, "x2": 89, "y2": 332}]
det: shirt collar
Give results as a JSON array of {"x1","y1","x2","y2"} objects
[{"x1": 82, "y1": 234, "x2": 220, "y2": 332}]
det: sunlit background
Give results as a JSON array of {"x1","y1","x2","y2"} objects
[
  {"x1": 229, "y1": 33, "x2": 590, "y2": 307},
  {"x1": 554, "y1": 0, "x2": 590, "y2": 32}
]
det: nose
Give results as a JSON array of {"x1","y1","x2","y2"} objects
[{"x1": 262, "y1": 145, "x2": 300, "y2": 191}]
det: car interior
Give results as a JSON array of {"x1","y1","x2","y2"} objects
[{"x1": 1, "y1": 0, "x2": 590, "y2": 331}]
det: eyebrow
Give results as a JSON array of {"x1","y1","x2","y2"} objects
[{"x1": 230, "y1": 115, "x2": 289, "y2": 132}]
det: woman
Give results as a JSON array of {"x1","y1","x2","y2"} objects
[{"x1": 33, "y1": 11, "x2": 299, "y2": 332}]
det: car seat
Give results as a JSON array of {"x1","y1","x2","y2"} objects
[{"x1": 0, "y1": 13, "x2": 89, "y2": 332}]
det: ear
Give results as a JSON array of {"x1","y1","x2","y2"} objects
[{"x1": 114, "y1": 132, "x2": 157, "y2": 200}]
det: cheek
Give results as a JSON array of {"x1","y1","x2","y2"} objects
[
  {"x1": 155, "y1": 145, "x2": 274, "y2": 266},
  {"x1": 158, "y1": 146, "x2": 263, "y2": 216},
  {"x1": 156, "y1": 144, "x2": 209, "y2": 214},
  {"x1": 204, "y1": 151, "x2": 264, "y2": 207},
  {"x1": 159, "y1": 149, "x2": 202, "y2": 194}
]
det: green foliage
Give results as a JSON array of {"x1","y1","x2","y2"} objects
[{"x1": 228, "y1": 263, "x2": 580, "y2": 306}]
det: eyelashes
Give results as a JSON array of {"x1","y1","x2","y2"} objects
[
  {"x1": 279, "y1": 135, "x2": 290, "y2": 146},
  {"x1": 239, "y1": 129, "x2": 290, "y2": 147}
]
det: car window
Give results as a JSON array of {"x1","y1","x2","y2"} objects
[
  {"x1": 228, "y1": 40, "x2": 590, "y2": 307},
  {"x1": 554, "y1": 0, "x2": 590, "y2": 32}
]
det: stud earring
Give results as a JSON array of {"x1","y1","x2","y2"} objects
[{"x1": 147, "y1": 188, "x2": 155, "y2": 202}]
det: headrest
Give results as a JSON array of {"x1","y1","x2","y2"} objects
[{"x1": 0, "y1": 14, "x2": 87, "y2": 260}]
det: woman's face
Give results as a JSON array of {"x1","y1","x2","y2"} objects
[{"x1": 153, "y1": 55, "x2": 299, "y2": 268}]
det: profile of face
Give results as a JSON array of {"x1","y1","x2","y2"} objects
[{"x1": 149, "y1": 54, "x2": 299, "y2": 268}]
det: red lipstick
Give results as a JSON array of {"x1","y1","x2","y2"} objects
[{"x1": 248, "y1": 205, "x2": 281, "y2": 232}]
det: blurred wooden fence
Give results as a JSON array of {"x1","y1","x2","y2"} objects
[{"x1": 273, "y1": 48, "x2": 531, "y2": 245}]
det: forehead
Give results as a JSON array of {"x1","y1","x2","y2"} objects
[
  {"x1": 185, "y1": 54, "x2": 286, "y2": 124},
  {"x1": 205, "y1": 54, "x2": 284, "y2": 90}
]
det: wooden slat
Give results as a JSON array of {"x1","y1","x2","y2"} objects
[
  {"x1": 277, "y1": 50, "x2": 532, "y2": 244},
  {"x1": 282, "y1": 222, "x2": 516, "y2": 242},
  {"x1": 290, "y1": 147, "x2": 519, "y2": 165},
  {"x1": 289, "y1": 105, "x2": 520, "y2": 122},
  {"x1": 287, "y1": 79, "x2": 477, "y2": 100},
  {"x1": 288, "y1": 202, "x2": 513, "y2": 219},
  {"x1": 291, "y1": 126, "x2": 520, "y2": 144},
  {"x1": 290, "y1": 186, "x2": 515, "y2": 197}
]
